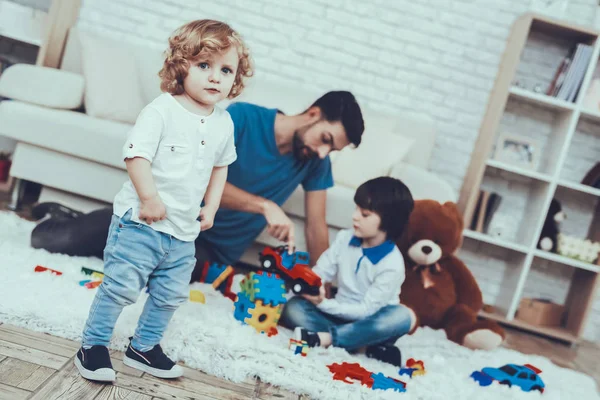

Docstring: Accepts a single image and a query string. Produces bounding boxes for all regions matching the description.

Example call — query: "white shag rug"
[0,211,598,400]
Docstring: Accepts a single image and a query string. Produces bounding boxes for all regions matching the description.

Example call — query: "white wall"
[76,0,600,341]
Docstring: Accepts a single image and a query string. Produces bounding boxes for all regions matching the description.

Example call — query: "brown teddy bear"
[397,200,505,350]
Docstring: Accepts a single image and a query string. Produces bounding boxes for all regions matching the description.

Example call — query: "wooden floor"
[0,323,301,400]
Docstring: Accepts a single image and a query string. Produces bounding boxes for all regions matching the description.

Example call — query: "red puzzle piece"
[34,265,63,276]
[328,362,374,387]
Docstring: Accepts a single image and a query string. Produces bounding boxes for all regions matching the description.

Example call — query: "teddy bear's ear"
[442,201,464,231]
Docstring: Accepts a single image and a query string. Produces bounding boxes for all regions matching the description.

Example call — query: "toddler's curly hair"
[159,20,253,98]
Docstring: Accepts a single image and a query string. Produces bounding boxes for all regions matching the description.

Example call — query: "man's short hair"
[354,177,414,240]
[309,91,364,147]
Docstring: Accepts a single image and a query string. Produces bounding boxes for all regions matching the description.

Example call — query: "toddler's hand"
[200,206,217,231]
[302,285,326,305]
[139,195,166,225]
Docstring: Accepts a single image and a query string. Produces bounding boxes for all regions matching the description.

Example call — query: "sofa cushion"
[280,185,356,230]
[332,127,415,189]
[0,100,129,169]
[0,64,84,109]
[80,31,146,124]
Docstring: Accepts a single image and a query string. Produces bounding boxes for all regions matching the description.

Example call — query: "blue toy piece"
[204,262,229,284]
[241,271,287,306]
[399,368,417,378]
[281,251,310,270]
[233,292,255,323]
[370,373,407,393]
[471,364,545,393]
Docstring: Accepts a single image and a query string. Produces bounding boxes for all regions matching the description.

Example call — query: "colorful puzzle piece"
[34,265,62,276]
[233,292,255,323]
[371,373,406,393]
[245,300,282,335]
[189,290,205,303]
[288,338,309,356]
[240,271,286,306]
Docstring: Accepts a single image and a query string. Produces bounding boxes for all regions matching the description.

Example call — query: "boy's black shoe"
[366,344,402,367]
[74,346,116,382]
[123,340,183,379]
[32,202,84,221]
[293,327,321,348]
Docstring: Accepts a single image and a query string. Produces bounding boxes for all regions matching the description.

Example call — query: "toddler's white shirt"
[113,93,237,241]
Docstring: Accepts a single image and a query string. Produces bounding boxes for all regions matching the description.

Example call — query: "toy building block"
[399,358,426,378]
[81,266,103,277]
[198,261,236,300]
[233,292,255,323]
[34,265,62,276]
[328,363,374,387]
[245,300,282,335]
[288,338,309,357]
[241,271,287,306]
[84,280,102,289]
[189,290,205,304]
[371,373,407,393]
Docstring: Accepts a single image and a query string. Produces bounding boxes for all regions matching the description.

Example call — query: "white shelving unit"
[458,14,600,344]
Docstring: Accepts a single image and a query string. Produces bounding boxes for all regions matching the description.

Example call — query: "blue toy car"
[471,364,545,393]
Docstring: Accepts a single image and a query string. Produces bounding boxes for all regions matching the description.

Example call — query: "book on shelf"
[547,43,593,102]
[470,190,502,234]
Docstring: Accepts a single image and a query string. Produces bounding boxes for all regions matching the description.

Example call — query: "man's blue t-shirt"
[200,102,334,265]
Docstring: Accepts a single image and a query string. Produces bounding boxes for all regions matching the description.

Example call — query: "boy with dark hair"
[280,176,416,367]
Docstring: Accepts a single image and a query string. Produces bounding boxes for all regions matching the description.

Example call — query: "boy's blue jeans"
[279,296,412,351]
[81,210,195,351]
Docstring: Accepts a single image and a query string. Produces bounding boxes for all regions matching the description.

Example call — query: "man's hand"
[302,285,326,305]
[263,200,295,253]
[139,195,166,225]
[200,205,217,231]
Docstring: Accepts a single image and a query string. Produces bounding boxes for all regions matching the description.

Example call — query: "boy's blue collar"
[349,236,395,265]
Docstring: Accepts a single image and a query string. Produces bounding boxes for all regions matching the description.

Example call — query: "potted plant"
[0,152,12,183]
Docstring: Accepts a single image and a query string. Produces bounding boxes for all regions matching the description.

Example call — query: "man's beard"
[292,131,318,162]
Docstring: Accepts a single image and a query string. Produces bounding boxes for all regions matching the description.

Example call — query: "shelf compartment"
[557,180,600,197]
[494,95,575,177]
[560,117,600,185]
[485,159,552,182]
[479,309,578,343]
[550,186,600,262]
[477,168,550,248]
[463,229,529,253]
[508,87,576,111]
[510,256,599,340]
[534,250,600,272]
[459,239,527,318]
[513,21,596,104]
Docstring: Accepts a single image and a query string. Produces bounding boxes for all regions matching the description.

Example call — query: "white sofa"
[0,28,455,264]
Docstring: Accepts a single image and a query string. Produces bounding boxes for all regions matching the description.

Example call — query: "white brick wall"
[76,0,600,341]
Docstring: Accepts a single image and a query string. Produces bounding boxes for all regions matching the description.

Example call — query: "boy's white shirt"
[113,93,237,242]
[313,229,405,321]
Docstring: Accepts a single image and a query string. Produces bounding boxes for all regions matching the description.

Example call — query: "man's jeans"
[82,210,196,351]
[279,297,412,351]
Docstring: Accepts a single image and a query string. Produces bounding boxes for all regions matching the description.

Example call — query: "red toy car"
[259,246,322,295]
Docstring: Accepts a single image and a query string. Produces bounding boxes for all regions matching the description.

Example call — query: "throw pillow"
[79,31,146,124]
[332,129,415,189]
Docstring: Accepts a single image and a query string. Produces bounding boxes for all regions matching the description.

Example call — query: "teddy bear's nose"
[422,245,432,254]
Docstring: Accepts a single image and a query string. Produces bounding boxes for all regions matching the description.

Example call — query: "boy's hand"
[139,195,166,225]
[302,285,326,305]
[199,205,217,231]
[263,200,295,253]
